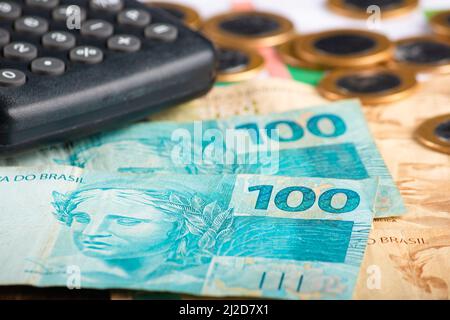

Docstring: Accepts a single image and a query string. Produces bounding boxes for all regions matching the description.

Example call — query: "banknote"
[0,166,376,299]
[355,228,450,299]
[1,100,404,217]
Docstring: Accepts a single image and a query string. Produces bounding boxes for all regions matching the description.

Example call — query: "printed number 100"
[236,114,346,144]
[249,185,360,214]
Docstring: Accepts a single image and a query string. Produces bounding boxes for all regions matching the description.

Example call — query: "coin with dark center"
[318,67,417,105]
[295,29,393,68]
[202,11,294,49]
[414,114,450,154]
[394,36,450,73]
[327,0,418,19]
[314,34,376,55]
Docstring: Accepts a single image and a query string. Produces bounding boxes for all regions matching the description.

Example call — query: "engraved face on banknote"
[355,229,450,299]
[50,185,234,281]
[389,237,450,299]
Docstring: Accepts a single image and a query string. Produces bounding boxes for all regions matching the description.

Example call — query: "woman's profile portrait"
[49,184,234,284]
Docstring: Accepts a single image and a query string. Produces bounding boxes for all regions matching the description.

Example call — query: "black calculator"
[0,0,216,154]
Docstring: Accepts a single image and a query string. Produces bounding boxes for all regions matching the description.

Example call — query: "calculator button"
[145,23,178,42]
[42,31,76,50]
[70,46,103,64]
[52,5,87,22]
[0,28,10,46]
[0,1,21,19]
[26,0,59,9]
[90,0,123,13]
[81,20,114,38]
[31,57,65,75]
[15,16,49,35]
[4,42,38,61]
[0,69,26,87]
[107,35,141,52]
[117,9,151,27]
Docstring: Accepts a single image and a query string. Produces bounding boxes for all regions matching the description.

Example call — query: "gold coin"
[149,2,202,29]
[202,11,295,49]
[327,0,418,19]
[317,66,418,105]
[216,46,265,82]
[414,114,450,154]
[391,36,450,74]
[430,10,450,39]
[294,29,394,69]
[277,36,324,70]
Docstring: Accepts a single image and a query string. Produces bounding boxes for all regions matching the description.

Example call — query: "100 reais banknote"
[0,166,376,299]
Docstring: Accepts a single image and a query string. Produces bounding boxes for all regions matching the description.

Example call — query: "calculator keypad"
[14,16,49,34]
[70,45,103,64]
[0,1,21,19]
[4,42,38,61]
[42,31,76,50]
[0,68,26,87]
[81,19,114,38]
[145,23,178,42]
[108,34,140,52]
[118,9,151,27]
[0,0,181,87]
[26,0,59,9]
[31,57,65,75]
[90,0,124,13]
[0,28,10,46]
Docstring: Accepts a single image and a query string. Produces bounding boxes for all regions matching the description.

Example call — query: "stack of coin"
[198,4,450,105]
[285,28,419,103]
[147,1,202,29]
[202,11,295,82]
[412,11,450,154]
[310,11,450,105]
